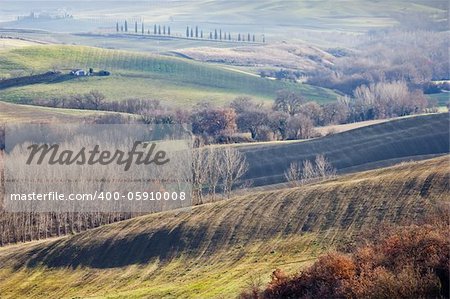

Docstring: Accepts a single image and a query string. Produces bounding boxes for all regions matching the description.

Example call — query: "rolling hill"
[0,155,448,298]
[0,45,339,105]
[241,113,450,187]
[0,101,115,123]
[1,0,446,41]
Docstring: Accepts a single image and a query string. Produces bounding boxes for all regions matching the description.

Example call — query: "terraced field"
[0,156,448,298]
[0,45,339,105]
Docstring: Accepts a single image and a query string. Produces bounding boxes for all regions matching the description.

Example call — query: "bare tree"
[301,160,317,183]
[218,147,249,198]
[205,147,222,200]
[314,154,336,180]
[284,161,302,187]
[85,90,105,110]
[273,90,305,116]
[191,147,209,204]
[287,114,316,139]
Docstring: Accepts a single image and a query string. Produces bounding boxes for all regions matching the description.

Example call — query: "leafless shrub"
[284,154,336,185]
[301,159,317,183]
[314,154,336,180]
[284,161,302,187]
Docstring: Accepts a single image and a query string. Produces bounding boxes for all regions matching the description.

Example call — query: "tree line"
[305,29,449,96]
[20,79,435,145]
[114,20,264,43]
[0,140,249,245]
[116,20,171,36]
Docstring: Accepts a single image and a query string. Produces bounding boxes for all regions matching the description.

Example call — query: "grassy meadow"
[0,1,448,298]
[0,45,339,106]
[0,155,448,298]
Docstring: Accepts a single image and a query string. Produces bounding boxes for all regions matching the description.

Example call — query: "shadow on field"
[23,224,211,269]
[242,113,450,186]
[0,72,77,90]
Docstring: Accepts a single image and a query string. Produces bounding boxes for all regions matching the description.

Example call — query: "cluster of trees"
[0,149,248,245]
[114,21,264,43]
[284,154,336,186]
[0,209,134,246]
[259,69,305,82]
[351,81,429,121]
[25,81,433,144]
[240,214,449,298]
[307,30,449,95]
[115,20,171,36]
[0,126,250,245]
[184,26,263,42]
[230,83,431,142]
[192,146,249,204]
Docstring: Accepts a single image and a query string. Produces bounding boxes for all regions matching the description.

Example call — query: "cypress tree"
[238,33,241,41]
[158,25,161,35]
[209,32,212,39]
[214,29,218,40]
[220,29,222,40]
[253,34,255,42]
[135,21,138,33]
[248,33,250,42]
[168,26,171,35]
[124,20,128,32]
[163,25,166,35]
[116,22,119,32]
[195,26,198,38]
[201,30,203,38]
[186,26,189,37]
[154,24,157,34]
[190,28,194,37]
[228,33,231,40]
[142,23,144,34]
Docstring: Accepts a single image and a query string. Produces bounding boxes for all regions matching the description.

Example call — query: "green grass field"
[0,45,339,106]
[0,156,448,298]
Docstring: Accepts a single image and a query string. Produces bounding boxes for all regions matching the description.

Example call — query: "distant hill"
[0,45,339,105]
[1,0,446,37]
[241,113,450,187]
[0,156,448,298]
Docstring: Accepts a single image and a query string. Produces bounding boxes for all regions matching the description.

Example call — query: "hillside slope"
[242,113,450,187]
[0,101,116,123]
[0,156,448,298]
[1,0,446,39]
[0,45,339,105]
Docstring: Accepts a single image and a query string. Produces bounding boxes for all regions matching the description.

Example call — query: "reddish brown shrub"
[241,222,449,299]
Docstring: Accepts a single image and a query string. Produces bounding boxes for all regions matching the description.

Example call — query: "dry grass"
[0,101,117,123]
[0,156,448,298]
[175,42,335,71]
[0,38,44,50]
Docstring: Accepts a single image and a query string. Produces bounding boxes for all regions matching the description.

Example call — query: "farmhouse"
[70,69,87,76]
